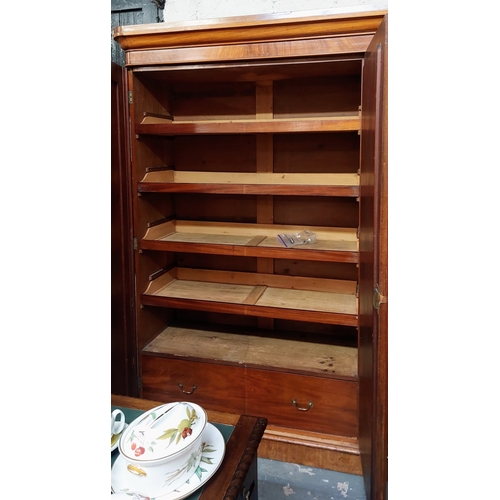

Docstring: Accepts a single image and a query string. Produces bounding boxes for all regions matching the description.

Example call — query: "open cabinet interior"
[132,60,362,436]
[113,8,387,498]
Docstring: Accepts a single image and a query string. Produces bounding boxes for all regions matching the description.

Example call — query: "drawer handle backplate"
[178,383,197,395]
[291,398,313,411]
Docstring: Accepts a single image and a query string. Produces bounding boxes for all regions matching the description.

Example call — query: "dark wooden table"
[112,395,267,500]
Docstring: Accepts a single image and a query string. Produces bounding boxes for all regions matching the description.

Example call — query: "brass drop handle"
[178,382,197,395]
[291,398,313,411]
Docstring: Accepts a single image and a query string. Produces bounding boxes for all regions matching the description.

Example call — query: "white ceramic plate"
[111,424,128,453]
[111,423,225,499]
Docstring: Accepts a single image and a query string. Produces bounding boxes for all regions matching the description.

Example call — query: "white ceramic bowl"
[118,402,207,497]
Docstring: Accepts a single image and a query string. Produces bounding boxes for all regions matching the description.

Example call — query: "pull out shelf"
[143,325,358,380]
[138,171,359,196]
[141,220,359,263]
[136,115,361,136]
[142,267,358,327]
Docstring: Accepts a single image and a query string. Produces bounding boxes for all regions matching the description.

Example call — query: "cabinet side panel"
[358,15,388,500]
[111,62,137,396]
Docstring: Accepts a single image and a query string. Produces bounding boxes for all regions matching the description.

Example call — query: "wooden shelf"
[143,325,358,379]
[136,114,361,135]
[138,171,359,196]
[142,267,358,326]
[141,220,359,263]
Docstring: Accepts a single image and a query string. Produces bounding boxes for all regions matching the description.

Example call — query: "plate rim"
[111,422,226,499]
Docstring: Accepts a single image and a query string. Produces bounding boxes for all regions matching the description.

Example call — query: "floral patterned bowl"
[118,402,207,497]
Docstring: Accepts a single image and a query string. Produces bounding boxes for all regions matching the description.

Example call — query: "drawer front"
[245,368,358,437]
[142,355,247,414]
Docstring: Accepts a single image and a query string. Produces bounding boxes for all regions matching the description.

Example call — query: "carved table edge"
[223,416,268,500]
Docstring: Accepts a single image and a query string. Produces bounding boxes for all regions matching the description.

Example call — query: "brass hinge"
[373,285,387,311]
[133,237,138,250]
[128,91,133,104]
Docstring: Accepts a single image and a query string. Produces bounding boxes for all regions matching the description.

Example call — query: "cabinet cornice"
[113,7,388,52]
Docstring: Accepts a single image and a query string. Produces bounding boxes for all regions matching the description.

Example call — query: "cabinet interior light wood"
[113,7,388,499]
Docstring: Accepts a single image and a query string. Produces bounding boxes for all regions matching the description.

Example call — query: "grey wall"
[163,0,388,22]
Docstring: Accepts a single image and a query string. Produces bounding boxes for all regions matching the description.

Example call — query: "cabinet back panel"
[173,135,256,172]
[273,320,357,344]
[274,76,361,118]
[169,257,358,286]
[133,72,361,121]
[274,196,358,227]
[170,313,357,345]
[176,253,258,272]
[174,193,257,222]
[175,310,259,328]
[275,260,358,282]
[173,82,256,121]
[274,133,359,173]
[173,195,358,227]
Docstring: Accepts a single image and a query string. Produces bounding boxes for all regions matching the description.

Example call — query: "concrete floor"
[257,458,366,500]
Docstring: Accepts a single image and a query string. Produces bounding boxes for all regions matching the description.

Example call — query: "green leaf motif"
[177,418,191,432]
[194,466,207,480]
[163,458,196,488]
[188,407,198,421]
[157,428,178,440]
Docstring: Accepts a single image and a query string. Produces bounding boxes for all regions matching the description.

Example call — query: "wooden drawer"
[142,356,358,438]
[245,368,358,437]
[141,355,247,414]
